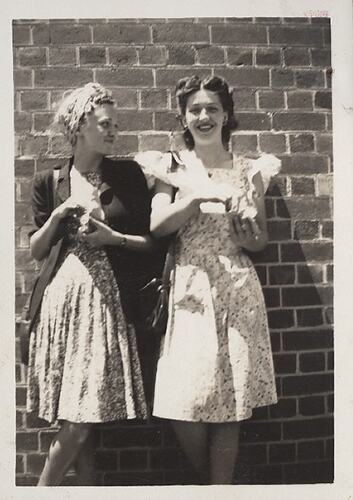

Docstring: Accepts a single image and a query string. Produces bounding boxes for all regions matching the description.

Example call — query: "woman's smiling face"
[183,89,228,146]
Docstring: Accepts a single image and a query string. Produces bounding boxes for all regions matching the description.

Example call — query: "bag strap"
[52,168,60,208]
[161,242,174,287]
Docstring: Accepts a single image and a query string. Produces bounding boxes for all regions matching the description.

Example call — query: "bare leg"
[209,422,240,484]
[74,431,96,486]
[38,421,93,486]
[171,420,208,484]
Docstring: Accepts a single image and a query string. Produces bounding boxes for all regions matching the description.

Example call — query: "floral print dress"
[26,167,147,423]
[136,150,280,423]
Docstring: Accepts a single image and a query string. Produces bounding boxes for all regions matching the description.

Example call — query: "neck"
[193,143,231,168]
[72,144,103,173]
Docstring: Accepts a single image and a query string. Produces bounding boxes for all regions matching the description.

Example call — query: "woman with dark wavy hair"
[136,75,280,484]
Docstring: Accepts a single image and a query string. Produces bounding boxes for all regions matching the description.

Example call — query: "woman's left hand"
[229,214,262,251]
[80,216,116,247]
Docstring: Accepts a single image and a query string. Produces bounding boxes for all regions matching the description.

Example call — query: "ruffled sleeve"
[247,153,282,193]
[134,150,176,189]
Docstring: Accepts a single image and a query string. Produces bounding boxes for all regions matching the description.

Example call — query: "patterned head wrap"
[53,82,115,146]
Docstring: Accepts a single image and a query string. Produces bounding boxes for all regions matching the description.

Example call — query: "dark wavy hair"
[175,75,237,149]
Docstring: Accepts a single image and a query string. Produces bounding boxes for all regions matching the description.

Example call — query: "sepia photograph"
[2,0,353,498]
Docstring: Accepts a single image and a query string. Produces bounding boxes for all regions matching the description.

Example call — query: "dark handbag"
[140,242,174,336]
[19,169,60,365]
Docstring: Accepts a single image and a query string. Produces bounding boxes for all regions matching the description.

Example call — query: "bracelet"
[119,236,127,248]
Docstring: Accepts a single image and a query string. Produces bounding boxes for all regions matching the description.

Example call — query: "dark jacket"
[27,156,156,331]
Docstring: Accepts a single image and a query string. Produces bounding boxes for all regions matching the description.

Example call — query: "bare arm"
[229,171,268,252]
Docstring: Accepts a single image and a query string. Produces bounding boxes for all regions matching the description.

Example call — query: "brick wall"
[14,17,333,485]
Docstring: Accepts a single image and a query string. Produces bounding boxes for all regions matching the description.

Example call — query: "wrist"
[112,231,127,247]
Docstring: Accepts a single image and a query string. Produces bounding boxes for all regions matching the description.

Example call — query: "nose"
[199,107,209,120]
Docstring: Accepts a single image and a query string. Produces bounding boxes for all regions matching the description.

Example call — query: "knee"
[66,422,92,446]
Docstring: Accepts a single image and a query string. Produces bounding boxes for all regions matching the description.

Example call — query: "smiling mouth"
[197,124,214,132]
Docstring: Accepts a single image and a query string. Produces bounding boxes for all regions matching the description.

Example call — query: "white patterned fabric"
[137,151,279,422]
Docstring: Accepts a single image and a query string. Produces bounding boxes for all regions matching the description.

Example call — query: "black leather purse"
[140,244,174,336]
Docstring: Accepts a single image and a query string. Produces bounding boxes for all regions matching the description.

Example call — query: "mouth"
[196,123,215,133]
[105,138,115,144]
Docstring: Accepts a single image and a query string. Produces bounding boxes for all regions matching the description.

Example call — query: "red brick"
[297,264,324,284]
[273,353,296,373]
[282,17,310,23]
[270,332,281,353]
[287,91,313,109]
[226,48,253,66]
[26,413,50,429]
[111,135,138,157]
[283,460,333,484]
[323,28,331,46]
[139,133,170,152]
[268,220,291,241]
[150,449,181,470]
[250,243,279,263]
[49,24,91,44]
[95,450,118,471]
[94,24,150,44]
[316,134,332,154]
[32,23,49,45]
[14,112,32,133]
[102,427,162,448]
[281,198,330,219]
[50,135,73,156]
[327,393,334,413]
[269,26,323,46]
[242,421,281,443]
[14,69,32,89]
[80,46,107,65]
[235,112,271,131]
[315,91,332,109]
[212,25,267,44]
[153,24,209,44]
[291,177,315,195]
[288,135,315,153]
[269,264,295,285]
[325,438,334,459]
[39,430,58,451]
[168,46,195,65]
[137,46,166,66]
[21,135,49,156]
[299,396,326,416]
[269,443,295,463]
[36,67,93,88]
[218,68,269,88]
[232,89,257,110]
[273,112,325,131]
[283,329,333,351]
[17,432,39,452]
[197,46,225,65]
[299,352,325,373]
[111,89,138,109]
[155,112,179,131]
[17,180,32,202]
[270,398,297,419]
[258,91,285,109]
[16,475,41,486]
[283,47,310,66]
[254,265,267,285]
[263,287,280,308]
[271,69,295,88]
[256,48,280,66]
[27,453,46,474]
[297,308,324,327]
[296,70,325,88]
[16,410,24,428]
[120,449,148,470]
[34,112,54,132]
[283,374,333,397]
[282,286,322,307]
[238,444,267,466]
[16,454,25,474]
[116,111,153,132]
[311,48,331,67]
[48,47,76,66]
[18,47,47,67]
[155,68,209,87]
[96,68,153,87]
[21,90,48,111]
[104,471,164,486]
[322,221,333,239]
[231,134,258,154]
[12,24,31,45]
[326,267,333,285]
[141,89,168,109]
[16,386,27,406]
[298,440,325,461]
[259,133,286,154]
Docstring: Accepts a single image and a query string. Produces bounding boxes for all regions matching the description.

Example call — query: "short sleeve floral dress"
[136,150,280,423]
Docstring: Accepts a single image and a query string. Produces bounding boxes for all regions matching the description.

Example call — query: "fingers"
[232,215,261,241]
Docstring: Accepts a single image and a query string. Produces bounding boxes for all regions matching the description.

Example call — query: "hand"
[80,216,116,247]
[52,196,85,221]
[229,214,262,250]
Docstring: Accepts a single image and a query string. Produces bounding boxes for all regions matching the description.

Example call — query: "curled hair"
[175,75,237,149]
[52,82,115,146]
